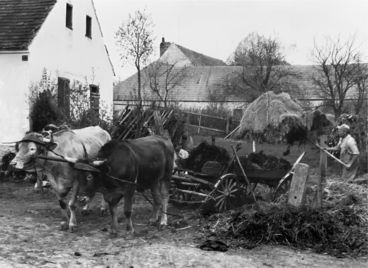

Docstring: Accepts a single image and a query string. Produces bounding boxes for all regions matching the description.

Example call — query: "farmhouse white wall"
[29,0,114,104]
[0,53,30,142]
[0,0,113,143]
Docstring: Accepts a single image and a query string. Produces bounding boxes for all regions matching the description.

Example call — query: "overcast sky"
[93,0,368,80]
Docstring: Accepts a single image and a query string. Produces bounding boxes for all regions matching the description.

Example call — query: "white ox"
[11,126,111,231]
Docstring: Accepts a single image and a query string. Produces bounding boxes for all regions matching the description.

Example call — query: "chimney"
[160,37,171,56]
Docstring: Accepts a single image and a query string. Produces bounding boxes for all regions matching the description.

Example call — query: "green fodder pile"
[205,178,368,257]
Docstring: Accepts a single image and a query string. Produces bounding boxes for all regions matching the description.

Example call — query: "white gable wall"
[0,53,30,142]
[29,0,114,107]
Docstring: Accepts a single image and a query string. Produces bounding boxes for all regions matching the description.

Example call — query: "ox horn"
[64,156,78,164]
[43,137,51,143]
[92,159,107,166]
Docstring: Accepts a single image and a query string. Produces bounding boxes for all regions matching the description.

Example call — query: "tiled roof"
[114,66,243,102]
[0,0,56,50]
[175,44,227,66]
[114,64,362,104]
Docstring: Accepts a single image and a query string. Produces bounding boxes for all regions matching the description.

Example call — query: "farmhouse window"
[66,4,73,29]
[57,77,70,117]
[86,15,92,38]
[90,85,100,124]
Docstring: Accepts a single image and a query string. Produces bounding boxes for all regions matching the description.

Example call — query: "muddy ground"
[0,180,366,268]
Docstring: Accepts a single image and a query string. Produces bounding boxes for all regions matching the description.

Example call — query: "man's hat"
[337,124,350,130]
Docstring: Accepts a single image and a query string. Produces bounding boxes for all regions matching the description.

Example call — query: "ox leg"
[107,193,123,236]
[150,184,162,225]
[57,197,70,231]
[123,187,135,233]
[160,180,170,226]
[68,180,79,232]
[34,173,43,192]
[100,197,108,216]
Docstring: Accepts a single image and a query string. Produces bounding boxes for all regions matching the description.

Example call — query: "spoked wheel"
[212,173,247,212]
[170,181,210,208]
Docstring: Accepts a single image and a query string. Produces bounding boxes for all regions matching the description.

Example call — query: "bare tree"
[228,33,295,96]
[353,63,368,115]
[115,10,154,108]
[146,61,187,107]
[312,37,367,116]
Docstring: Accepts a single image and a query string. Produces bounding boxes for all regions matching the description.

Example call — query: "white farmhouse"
[0,0,114,142]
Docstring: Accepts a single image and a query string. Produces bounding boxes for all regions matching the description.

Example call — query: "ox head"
[90,140,118,168]
[10,132,57,170]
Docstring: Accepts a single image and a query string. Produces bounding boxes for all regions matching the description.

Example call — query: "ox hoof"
[60,221,68,231]
[109,230,118,238]
[69,224,77,233]
[34,188,42,193]
[126,226,135,234]
[158,223,168,231]
[100,208,107,217]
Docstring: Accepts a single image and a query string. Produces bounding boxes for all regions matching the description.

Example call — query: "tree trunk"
[137,65,142,109]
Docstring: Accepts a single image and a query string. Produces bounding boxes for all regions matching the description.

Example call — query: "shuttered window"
[86,15,92,38]
[57,77,70,117]
[66,4,73,29]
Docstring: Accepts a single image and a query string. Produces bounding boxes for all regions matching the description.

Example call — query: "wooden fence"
[182,111,240,137]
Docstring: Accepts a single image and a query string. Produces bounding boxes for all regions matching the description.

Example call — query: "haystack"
[237,91,305,136]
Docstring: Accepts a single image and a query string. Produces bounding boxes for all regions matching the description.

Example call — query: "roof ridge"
[173,43,227,66]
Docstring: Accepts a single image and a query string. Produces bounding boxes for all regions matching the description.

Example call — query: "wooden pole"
[313,135,327,208]
[226,116,230,134]
[314,142,349,168]
[224,125,240,140]
[231,146,257,203]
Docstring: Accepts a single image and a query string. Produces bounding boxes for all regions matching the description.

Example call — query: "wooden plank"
[183,111,227,121]
[224,125,240,140]
[313,135,327,208]
[174,189,209,198]
[288,163,309,207]
[184,123,226,133]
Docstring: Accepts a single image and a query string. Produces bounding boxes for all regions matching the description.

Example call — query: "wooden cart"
[170,151,305,212]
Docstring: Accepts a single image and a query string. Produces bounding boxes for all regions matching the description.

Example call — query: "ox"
[89,135,175,235]
[10,126,111,231]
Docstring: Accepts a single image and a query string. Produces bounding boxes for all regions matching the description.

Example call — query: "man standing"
[326,124,360,181]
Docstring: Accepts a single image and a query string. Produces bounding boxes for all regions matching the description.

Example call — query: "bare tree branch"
[146,61,188,107]
[312,36,367,116]
[115,10,154,108]
[226,33,297,99]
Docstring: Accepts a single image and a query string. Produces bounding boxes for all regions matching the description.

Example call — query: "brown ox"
[89,135,174,235]
[10,126,111,231]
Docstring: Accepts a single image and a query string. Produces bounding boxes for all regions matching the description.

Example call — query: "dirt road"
[0,181,366,268]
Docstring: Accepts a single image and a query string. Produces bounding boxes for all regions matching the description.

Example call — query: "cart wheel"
[213,174,247,212]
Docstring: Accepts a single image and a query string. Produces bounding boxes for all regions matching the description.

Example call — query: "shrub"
[29,89,65,132]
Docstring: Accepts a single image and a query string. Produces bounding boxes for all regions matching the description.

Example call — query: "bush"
[29,89,65,132]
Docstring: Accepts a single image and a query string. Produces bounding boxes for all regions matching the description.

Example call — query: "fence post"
[226,116,230,134]
[313,135,327,208]
[288,163,309,207]
[198,111,202,135]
